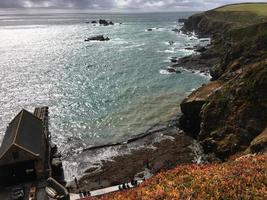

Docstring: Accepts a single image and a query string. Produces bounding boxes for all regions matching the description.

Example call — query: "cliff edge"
[180,3,267,160]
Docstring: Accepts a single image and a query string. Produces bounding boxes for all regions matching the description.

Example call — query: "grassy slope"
[216,3,267,16]
[89,154,267,200]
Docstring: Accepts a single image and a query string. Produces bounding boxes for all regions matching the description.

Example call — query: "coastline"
[0,4,266,199]
[70,4,267,197]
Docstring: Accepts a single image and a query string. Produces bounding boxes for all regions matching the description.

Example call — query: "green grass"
[216,3,267,16]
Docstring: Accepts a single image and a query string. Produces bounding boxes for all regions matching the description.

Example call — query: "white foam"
[163,59,171,63]
[164,49,175,53]
[163,46,176,53]
[63,161,80,182]
[190,88,197,92]
[156,27,167,31]
[159,69,172,75]
[157,49,175,53]
[178,67,211,79]
[179,48,196,55]
[188,35,198,40]
[195,71,212,79]
[189,140,206,164]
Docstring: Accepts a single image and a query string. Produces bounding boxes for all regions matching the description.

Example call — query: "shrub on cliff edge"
[88,154,267,200]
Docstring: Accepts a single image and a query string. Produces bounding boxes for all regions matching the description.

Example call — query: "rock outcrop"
[99,19,114,26]
[200,61,267,159]
[86,19,115,26]
[247,127,267,153]
[172,48,220,72]
[180,81,222,138]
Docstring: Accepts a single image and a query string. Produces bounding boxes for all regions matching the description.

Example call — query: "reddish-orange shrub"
[86,154,267,200]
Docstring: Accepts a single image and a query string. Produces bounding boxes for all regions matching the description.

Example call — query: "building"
[0,109,49,186]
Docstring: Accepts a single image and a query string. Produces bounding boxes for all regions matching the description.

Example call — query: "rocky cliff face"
[180,9,267,160]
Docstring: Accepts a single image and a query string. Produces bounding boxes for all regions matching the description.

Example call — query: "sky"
[0,0,266,11]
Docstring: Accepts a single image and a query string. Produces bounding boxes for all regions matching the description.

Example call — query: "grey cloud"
[0,0,115,9]
[0,0,265,10]
[0,0,24,8]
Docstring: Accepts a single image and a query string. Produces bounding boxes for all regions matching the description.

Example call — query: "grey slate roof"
[0,109,44,162]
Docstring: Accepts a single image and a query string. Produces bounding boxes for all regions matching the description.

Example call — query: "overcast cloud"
[0,0,265,11]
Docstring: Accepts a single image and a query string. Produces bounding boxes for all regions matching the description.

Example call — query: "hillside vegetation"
[216,3,267,16]
[89,154,267,200]
[183,3,267,35]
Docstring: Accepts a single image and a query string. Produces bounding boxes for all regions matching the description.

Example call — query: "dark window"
[12,151,19,159]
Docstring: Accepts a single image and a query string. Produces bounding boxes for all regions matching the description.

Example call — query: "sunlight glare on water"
[0,11,209,155]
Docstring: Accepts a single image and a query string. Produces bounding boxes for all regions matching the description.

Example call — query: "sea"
[0,9,209,180]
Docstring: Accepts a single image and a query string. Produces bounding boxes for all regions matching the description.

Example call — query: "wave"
[110,38,129,45]
[157,47,176,53]
[124,43,145,49]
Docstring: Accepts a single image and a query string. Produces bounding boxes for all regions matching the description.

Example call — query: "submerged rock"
[167,67,176,73]
[168,41,175,45]
[166,67,181,73]
[85,35,110,42]
[185,47,195,50]
[172,28,180,32]
[170,57,178,63]
[195,46,207,53]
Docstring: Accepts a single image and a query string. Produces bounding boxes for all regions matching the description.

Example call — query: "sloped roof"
[0,109,44,161]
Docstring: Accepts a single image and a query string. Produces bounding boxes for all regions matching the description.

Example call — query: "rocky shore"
[67,119,218,192]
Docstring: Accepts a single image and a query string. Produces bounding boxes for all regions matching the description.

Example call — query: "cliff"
[180,3,267,160]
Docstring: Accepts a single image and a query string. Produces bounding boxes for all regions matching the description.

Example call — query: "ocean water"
[0,10,208,156]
